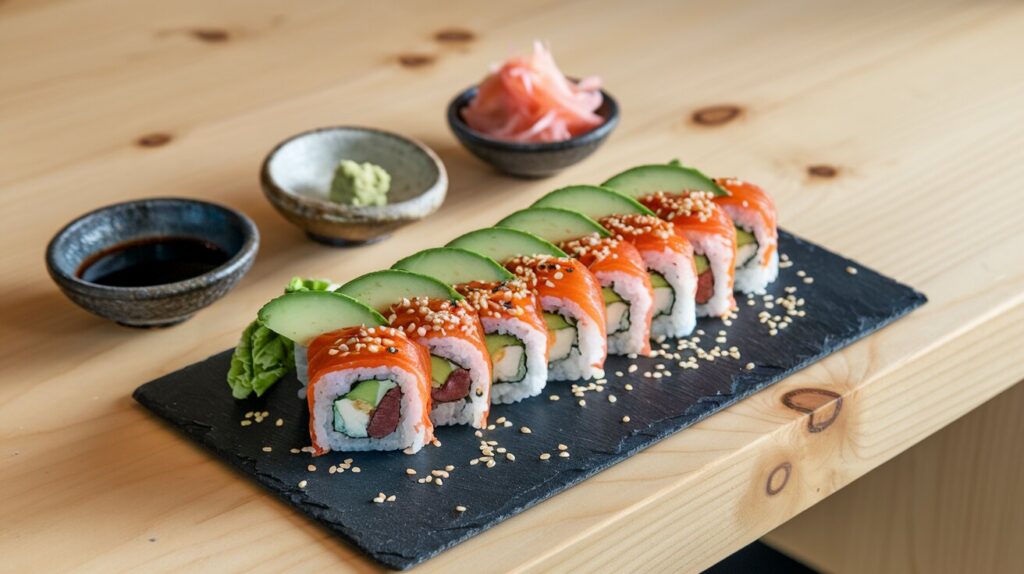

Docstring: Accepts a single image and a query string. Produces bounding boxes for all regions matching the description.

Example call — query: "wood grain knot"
[136,133,173,148]
[807,164,838,178]
[397,53,435,68]
[189,28,230,43]
[782,388,843,432]
[434,28,475,43]
[691,105,742,126]
[766,462,791,496]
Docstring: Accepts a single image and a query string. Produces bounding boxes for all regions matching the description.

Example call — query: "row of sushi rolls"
[228,161,779,456]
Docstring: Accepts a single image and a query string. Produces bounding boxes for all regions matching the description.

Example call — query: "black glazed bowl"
[446,85,619,178]
[45,198,259,327]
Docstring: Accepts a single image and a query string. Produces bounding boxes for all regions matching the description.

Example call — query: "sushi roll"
[393,247,551,404]
[497,207,654,356]
[604,165,737,317]
[457,279,550,403]
[337,270,492,429]
[531,185,697,339]
[306,325,434,454]
[600,214,698,338]
[713,178,779,293]
[386,297,492,427]
[448,228,608,381]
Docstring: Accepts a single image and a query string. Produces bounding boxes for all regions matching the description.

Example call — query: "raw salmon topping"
[456,279,537,320]
[642,191,716,223]
[461,42,604,143]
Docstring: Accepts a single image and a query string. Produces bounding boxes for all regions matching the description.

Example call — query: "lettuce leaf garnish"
[226,277,332,399]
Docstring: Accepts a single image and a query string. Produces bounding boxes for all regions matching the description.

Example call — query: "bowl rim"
[446,83,619,152]
[45,197,260,298]
[260,125,448,220]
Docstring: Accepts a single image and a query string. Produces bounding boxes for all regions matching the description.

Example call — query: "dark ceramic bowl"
[447,85,619,178]
[46,198,259,327]
[261,126,448,246]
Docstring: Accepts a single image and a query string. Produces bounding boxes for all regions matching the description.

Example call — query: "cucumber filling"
[544,312,578,363]
[486,334,527,384]
[602,287,630,334]
[333,379,397,438]
[648,272,675,317]
[735,227,759,268]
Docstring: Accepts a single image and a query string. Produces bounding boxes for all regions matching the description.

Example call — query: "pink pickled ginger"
[461,42,604,143]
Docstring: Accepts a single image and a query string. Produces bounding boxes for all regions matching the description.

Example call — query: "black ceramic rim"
[45,197,260,297]
[446,84,620,152]
[259,125,446,216]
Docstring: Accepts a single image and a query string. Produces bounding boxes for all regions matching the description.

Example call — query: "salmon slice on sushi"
[604,165,738,318]
[533,185,698,340]
[337,270,492,429]
[393,247,550,404]
[713,177,779,293]
[448,228,607,381]
[497,207,654,356]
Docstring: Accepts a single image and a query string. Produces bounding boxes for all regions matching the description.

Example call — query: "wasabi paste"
[329,160,391,206]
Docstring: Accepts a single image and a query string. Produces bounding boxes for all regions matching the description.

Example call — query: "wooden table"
[3,0,1023,571]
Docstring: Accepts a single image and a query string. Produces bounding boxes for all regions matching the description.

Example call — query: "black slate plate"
[133,231,925,570]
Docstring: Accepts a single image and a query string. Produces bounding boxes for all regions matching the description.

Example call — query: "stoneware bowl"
[45,198,259,327]
[446,85,619,178]
[261,126,448,246]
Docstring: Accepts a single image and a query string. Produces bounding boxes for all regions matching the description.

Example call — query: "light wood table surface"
[3,0,1023,572]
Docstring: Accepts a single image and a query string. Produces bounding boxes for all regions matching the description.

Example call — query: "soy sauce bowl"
[447,85,619,178]
[261,126,448,246]
[45,198,259,327]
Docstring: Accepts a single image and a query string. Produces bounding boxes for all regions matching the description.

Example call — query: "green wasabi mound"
[329,160,391,206]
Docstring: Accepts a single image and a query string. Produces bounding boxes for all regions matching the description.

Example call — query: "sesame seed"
[445,465,454,471]
[307,464,316,472]
[495,416,506,424]
[624,384,634,391]
[846,266,858,275]
[520,426,532,434]
[298,480,308,488]
[275,418,284,427]
[386,495,396,502]
[351,467,361,473]
[290,448,300,454]
[540,453,551,460]
[622,416,631,423]
[455,505,467,513]
[240,420,252,427]
[406,468,416,475]
[608,395,617,403]
[474,430,483,437]
[486,460,496,468]
[436,479,444,486]
[558,444,568,451]
[578,399,586,407]
[262,446,272,453]
[559,451,570,458]
[803,277,814,284]
[506,453,515,461]
[549,395,560,401]
[745,362,755,370]
[627,365,638,373]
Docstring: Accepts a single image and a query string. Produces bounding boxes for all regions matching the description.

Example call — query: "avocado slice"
[485,333,522,355]
[736,228,757,247]
[532,185,656,219]
[496,207,610,243]
[447,227,567,263]
[430,355,455,388]
[543,312,573,330]
[648,271,670,288]
[602,286,623,304]
[695,254,710,274]
[392,247,514,285]
[603,164,729,198]
[336,269,462,314]
[258,290,387,345]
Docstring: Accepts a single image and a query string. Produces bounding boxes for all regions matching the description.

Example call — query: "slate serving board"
[133,231,926,570]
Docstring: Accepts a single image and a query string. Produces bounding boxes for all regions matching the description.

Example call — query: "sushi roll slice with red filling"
[713,177,779,293]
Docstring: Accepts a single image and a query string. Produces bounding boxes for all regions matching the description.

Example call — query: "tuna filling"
[333,380,402,439]
[432,367,472,403]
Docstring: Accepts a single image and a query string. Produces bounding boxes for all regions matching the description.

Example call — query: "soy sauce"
[77,237,230,287]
